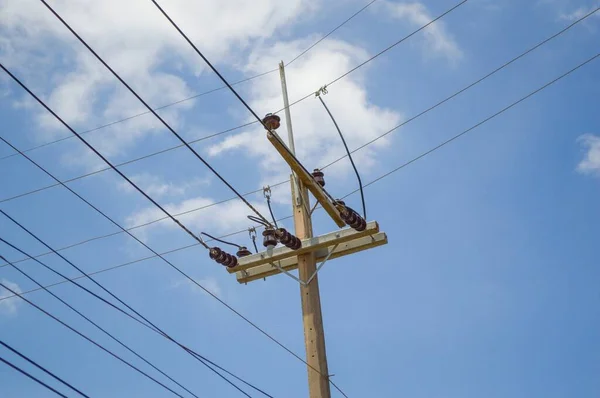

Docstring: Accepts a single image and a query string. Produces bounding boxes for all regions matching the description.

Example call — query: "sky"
[0,0,599,397]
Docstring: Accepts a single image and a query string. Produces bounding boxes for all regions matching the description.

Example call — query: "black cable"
[0,0,376,163]
[0,254,197,398]
[0,61,270,396]
[247,215,271,228]
[317,95,366,219]
[286,0,378,66]
[0,63,209,251]
[0,225,263,398]
[0,355,68,398]
[2,3,593,276]
[149,0,342,210]
[321,6,600,171]
[0,0,471,208]
[266,197,279,229]
[0,133,270,396]
[0,216,296,301]
[37,0,272,229]
[0,282,187,398]
[200,232,242,249]
[0,340,90,398]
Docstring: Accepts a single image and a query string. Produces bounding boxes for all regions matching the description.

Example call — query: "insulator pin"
[275,228,302,250]
[209,247,238,268]
[236,246,252,257]
[262,228,278,248]
[262,113,281,131]
[311,168,325,187]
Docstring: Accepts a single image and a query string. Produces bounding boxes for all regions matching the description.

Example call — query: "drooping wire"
[0,253,198,398]
[0,354,69,398]
[0,281,188,398]
[200,232,242,249]
[263,187,278,229]
[317,94,366,219]
[0,133,271,396]
[247,215,271,228]
[37,0,273,229]
[0,340,91,398]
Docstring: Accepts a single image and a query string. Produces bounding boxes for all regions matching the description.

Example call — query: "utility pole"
[223,63,387,398]
[279,61,331,398]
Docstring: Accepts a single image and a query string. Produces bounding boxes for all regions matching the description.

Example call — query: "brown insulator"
[339,205,367,232]
[262,228,278,247]
[209,247,223,261]
[236,246,252,257]
[275,228,302,250]
[222,253,238,268]
[262,113,281,131]
[312,168,325,187]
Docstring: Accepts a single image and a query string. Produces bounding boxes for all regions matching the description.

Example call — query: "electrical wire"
[0,355,69,398]
[5,49,596,307]
[0,254,197,398]
[38,0,273,229]
[0,132,271,396]
[321,5,600,171]
[0,0,377,163]
[0,0,469,207]
[0,340,89,398]
[200,232,242,249]
[2,4,593,273]
[0,281,188,398]
[266,197,279,229]
[317,95,366,219]
[0,236,264,398]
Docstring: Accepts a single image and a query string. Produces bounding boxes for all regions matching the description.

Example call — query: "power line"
[317,94,366,219]
[0,133,271,396]
[0,237,268,398]
[0,354,69,398]
[0,340,91,398]
[0,0,376,164]
[321,5,600,170]
[0,0,468,207]
[0,253,199,398]
[0,280,189,398]
[2,3,590,273]
[37,0,272,229]
[6,49,597,306]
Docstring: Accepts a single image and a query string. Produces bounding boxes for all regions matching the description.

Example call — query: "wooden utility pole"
[225,63,386,397]
[279,61,332,398]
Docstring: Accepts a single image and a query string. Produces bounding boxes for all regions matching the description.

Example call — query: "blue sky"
[1,0,599,397]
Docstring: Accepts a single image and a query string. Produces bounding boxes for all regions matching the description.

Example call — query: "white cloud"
[126,195,269,237]
[0,279,22,316]
[207,37,402,197]
[119,173,211,199]
[384,1,463,63]
[559,3,600,21]
[577,134,600,176]
[0,0,318,163]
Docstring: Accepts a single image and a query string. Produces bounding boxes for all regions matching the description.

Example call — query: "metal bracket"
[267,244,339,286]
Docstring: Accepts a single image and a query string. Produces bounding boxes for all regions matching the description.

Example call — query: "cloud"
[0,279,22,316]
[384,1,463,63]
[559,3,600,21]
[0,0,318,163]
[118,173,211,199]
[207,37,402,197]
[125,195,269,237]
[577,134,600,176]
